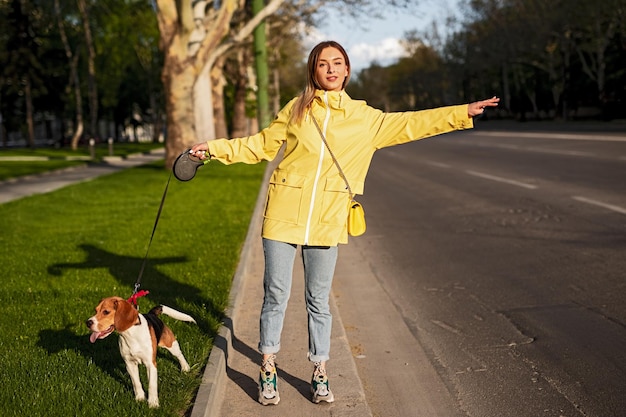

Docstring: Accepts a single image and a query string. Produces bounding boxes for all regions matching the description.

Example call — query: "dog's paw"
[148,398,160,408]
[181,362,191,372]
[135,393,146,402]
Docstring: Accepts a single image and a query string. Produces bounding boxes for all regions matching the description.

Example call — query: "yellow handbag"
[347,199,366,236]
[311,111,366,237]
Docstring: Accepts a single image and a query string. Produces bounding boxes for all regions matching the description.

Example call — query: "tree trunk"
[194,66,216,141]
[211,56,228,139]
[150,91,163,143]
[156,0,285,168]
[162,65,197,168]
[271,48,281,116]
[71,93,84,150]
[24,77,35,148]
[77,0,98,139]
[0,96,5,146]
[68,48,84,149]
[230,49,250,138]
[252,0,270,129]
[501,62,510,115]
[55,0,83,150]
[157,0,237,168]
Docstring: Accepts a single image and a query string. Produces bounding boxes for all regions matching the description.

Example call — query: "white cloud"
[348,37,408,71]
[301,24,326,48]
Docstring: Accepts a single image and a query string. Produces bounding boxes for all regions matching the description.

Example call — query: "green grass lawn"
[0,158,266,416]
[0,142,164,181]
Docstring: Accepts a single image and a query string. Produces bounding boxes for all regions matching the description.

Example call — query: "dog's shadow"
[40,243,220,385]
[48,243,219,332]
[37,324,191,390]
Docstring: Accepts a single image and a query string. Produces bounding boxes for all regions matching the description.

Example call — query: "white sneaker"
[258,355,280,405]
[311,362,334,404]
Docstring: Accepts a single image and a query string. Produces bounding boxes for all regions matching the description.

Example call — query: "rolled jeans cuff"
[259,343,281,355]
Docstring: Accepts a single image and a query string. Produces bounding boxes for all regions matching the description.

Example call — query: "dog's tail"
[157,305,197,324]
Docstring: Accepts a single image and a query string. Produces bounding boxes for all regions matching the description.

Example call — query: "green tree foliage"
[92,0,163,140]
[353,0,625,120]
[1,0,48,146]
[0,0,162,146]
[391,34,447,111]
[1,0,624,150]
[75,0,163,140]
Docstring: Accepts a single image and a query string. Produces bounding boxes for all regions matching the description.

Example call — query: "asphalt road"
[333,125,626,417]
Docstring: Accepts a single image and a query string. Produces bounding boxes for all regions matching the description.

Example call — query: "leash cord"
[132,172,172,297]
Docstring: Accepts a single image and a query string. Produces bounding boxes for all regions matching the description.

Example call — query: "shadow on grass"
[38,242,222,381]
[37,324,197,391]
[37,325,131,388]
[47,243,218,329]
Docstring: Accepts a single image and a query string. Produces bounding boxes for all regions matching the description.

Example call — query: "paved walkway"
[0,149,372,417]
[190,159,372,417]
[0,149,165,204]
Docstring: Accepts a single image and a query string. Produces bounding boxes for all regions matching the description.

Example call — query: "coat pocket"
[264,170,307,225]
[320,178,351,226]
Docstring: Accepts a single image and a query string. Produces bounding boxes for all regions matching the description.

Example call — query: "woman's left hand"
[468,96,500,117]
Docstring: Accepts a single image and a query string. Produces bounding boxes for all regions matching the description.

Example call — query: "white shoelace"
[313,362,327,377]
[262,355,276,373]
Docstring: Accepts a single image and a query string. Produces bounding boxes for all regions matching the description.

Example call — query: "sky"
[305,0,462,72]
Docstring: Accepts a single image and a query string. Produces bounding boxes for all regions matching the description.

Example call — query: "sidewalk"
[0,148,165,204]
[190,160,372,417]
[0,148,372,417]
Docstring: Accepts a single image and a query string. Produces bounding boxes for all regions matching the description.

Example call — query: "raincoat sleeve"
[206,99,295,165]
[371,104,474,149]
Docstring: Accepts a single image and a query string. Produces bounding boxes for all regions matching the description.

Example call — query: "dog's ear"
[114,298,138,332]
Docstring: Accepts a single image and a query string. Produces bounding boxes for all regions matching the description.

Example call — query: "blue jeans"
[259,238,338,363]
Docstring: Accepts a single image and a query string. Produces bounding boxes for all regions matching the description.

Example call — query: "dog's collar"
[127,290,150,308]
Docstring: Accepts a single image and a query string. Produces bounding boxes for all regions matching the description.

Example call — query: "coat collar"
[314,89,350,109]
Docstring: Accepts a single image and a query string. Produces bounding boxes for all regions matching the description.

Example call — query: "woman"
[190,40,499,406]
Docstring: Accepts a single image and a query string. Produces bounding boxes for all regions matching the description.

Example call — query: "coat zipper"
[303,92,331,245]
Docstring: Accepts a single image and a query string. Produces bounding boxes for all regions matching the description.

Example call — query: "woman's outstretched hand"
[468,96,500,117]
[189,142,209,160]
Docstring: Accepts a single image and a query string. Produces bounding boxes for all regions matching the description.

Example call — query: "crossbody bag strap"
[309,110,354,200]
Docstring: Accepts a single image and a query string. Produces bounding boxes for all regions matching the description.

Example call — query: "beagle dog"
[86,296,195,408]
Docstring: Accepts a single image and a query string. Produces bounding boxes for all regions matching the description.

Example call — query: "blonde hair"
[290,41,351,124]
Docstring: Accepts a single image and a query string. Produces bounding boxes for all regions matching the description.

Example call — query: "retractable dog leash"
[128,149,209,308]
[173,148,210,181]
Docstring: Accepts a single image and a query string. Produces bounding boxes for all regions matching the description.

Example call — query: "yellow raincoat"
[207,90,474,246]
